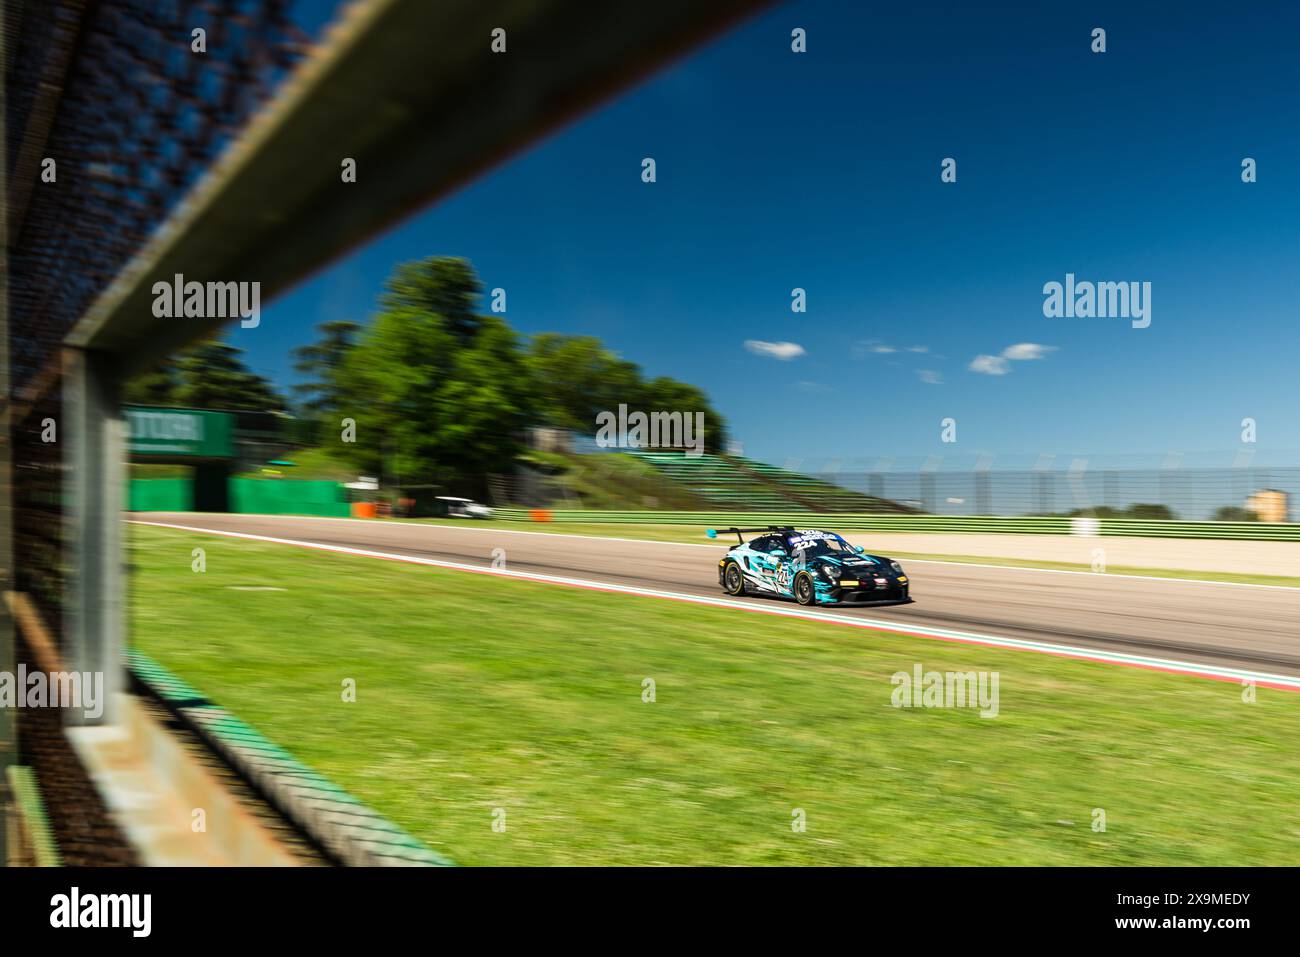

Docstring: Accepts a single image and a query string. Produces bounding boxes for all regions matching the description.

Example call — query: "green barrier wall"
[228,478,351,517]
[127,478,193,511]
[492,509,1300,542]
[128,478,350,516]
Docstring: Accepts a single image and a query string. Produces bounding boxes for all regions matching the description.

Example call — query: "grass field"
[389,518,1300,588]
[130,523,1300,865]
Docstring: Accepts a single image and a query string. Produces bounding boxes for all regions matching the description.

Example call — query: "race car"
[709,526,910,606]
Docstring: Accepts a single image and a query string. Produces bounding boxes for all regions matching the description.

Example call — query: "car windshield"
[787,536,856,558]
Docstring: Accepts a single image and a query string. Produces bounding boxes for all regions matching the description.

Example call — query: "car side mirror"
[771,549,787,558]
[854,546,865,554]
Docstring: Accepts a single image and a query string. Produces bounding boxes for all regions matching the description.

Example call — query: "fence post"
[974,454,993,515]
[62,348,125,726]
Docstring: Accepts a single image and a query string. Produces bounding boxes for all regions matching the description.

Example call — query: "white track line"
[131,519,1300,692]
[138,513,1300,591]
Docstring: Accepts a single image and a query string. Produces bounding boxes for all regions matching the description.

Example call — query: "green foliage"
[518,450,716,509]
[1122,503,1177,520]
[525,333,728,451]
[524,333,640,433]
[292,320,360,420]
[125,341,284,413]
[233,447,356,482]
[338,295,533,495]
[1212,506,1258,522]
[124,358,181,406]
[129,255,729,493]
[171,342,285,412]
[1062,503,1178,520]
[379,257,483,342]
[325,256,728,491]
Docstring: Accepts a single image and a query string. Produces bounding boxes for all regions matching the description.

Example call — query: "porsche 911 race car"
[709,526,911,606]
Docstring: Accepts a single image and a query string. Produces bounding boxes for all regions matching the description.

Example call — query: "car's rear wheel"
[794,571,816,606]
[723,562,745,596]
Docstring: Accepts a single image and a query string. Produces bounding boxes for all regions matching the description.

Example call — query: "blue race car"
[710,526,911,606]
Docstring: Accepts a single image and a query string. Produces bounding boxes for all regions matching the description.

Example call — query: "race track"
[133,513,1300,681]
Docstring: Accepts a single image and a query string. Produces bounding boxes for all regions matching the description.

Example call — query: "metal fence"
[804,465,1297,522]
[492,509,1300,542]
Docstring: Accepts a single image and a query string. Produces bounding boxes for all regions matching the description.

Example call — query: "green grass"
[522,450,715,510]
[129,523,1300,865]
[234,445,358,482]
[386,518,1300,588]
[130,463,191,479]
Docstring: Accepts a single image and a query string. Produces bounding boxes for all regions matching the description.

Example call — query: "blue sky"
[249,0,1300,465]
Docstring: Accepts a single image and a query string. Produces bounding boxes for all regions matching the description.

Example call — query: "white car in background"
[436,496,493,519]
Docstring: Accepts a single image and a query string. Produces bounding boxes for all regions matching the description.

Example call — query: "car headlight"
[890,561,903,574]
[820,564,840,580]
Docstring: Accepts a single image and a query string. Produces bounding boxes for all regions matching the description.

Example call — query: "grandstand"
[624,450,916,513]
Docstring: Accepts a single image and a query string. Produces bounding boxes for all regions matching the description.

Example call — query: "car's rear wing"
[706,525,795,544]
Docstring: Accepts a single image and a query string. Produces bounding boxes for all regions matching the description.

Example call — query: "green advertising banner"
[125,406,234,459]
[127,478,195,511]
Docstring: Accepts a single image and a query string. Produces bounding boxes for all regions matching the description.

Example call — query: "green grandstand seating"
[622,450,912,513]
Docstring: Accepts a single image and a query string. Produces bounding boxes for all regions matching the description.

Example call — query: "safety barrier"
[128,478,351,517]
[4,766,62,867]
[127,477,193,511]
[127,652,452,867]
[490,509,1300,541]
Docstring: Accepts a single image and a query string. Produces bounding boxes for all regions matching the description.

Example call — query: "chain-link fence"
[805,464,1297,521]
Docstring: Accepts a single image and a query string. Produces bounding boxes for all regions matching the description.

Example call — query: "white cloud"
[968,343,1058,376]
[1001,342,1057,361]
[917,369,943,385]
[744,339,805,360]
[851,339,897,358]
[969,354,1010,375]
[907,345,929,354]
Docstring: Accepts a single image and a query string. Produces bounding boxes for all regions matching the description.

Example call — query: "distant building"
[1246,488,1289,523]
[529,427,574,453]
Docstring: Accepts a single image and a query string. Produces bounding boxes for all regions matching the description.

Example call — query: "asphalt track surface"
[134,513,1300,682]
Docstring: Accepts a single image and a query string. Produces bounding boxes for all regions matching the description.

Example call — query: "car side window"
[750,536,774,553]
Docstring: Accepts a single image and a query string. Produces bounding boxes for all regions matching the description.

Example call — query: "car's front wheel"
[723,562,746,596]
[793,571,816,606]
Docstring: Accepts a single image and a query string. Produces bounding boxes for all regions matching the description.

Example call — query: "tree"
[1124,503,1176,520]
[338,302,456,484]
[125,341,284,413]
[292,320,360,443]
[433,315,534,485]
[128,256,733,497]
[525,333,641,433]
[173,342,285,412]
[292,320,360,415]
[379,257,483,342]
[1212,505,1258,522]
[524,334,728,451]
[636,375,728,452]
[124,357,180,406]
[336,262,532,496]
